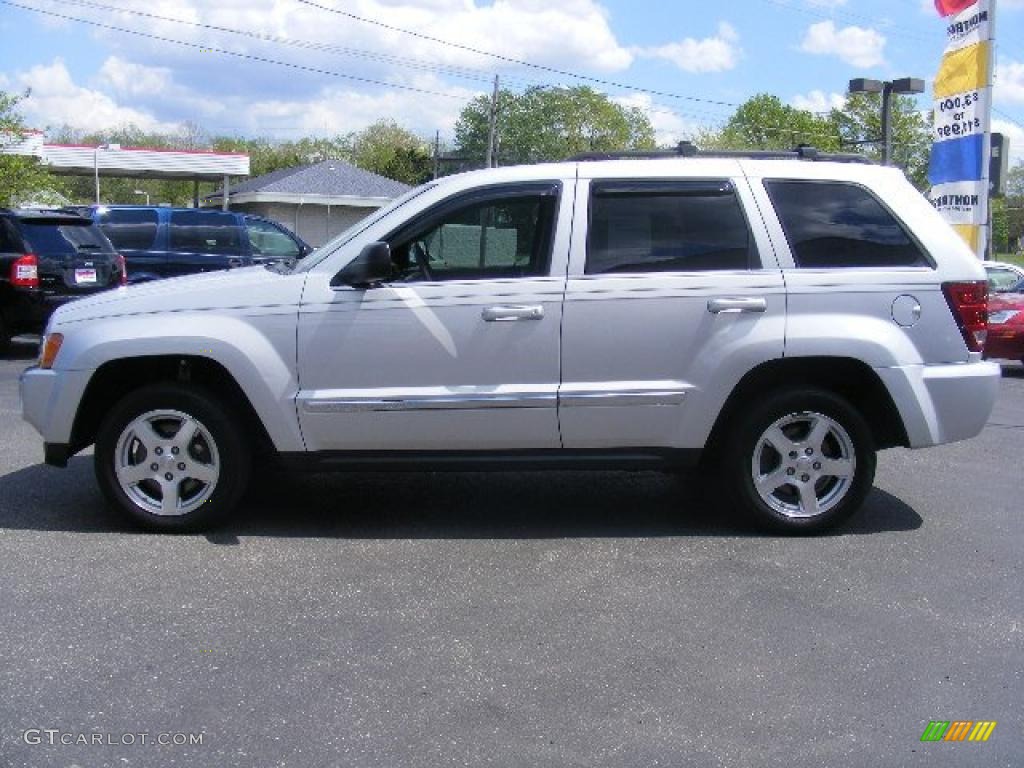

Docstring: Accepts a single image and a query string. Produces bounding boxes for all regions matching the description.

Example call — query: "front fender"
[53,310,305,452]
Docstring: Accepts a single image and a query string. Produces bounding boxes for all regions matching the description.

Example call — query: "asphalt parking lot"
[0,344,1020,768]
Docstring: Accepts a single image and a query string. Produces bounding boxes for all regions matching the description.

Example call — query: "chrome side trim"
[559,390,687,408]
[303,393,556,413]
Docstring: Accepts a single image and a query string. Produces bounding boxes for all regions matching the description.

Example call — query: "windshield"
[292,182,437,272]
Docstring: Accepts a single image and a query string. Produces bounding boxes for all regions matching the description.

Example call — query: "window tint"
[169,210,242,254]
[765,180,929,268]
[0,219,22,252]
[390,188,558,282]
[586,181,753,274]
[16,219,112,256]
[245,218,301,259]
[99,208,159,250]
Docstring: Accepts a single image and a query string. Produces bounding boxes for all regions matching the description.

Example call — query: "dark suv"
[0,209,125,352]
[72,206,311,283]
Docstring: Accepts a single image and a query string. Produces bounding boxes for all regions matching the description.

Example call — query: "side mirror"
[332,242,392,288]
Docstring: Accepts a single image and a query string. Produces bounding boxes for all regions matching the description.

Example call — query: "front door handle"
[707,297,768,314]
[481,305,545,322]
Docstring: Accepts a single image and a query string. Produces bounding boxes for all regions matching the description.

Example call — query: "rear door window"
[169,211,242,254]
[764,180,929,268]
[586,180,755,274]
[98,208,159,250]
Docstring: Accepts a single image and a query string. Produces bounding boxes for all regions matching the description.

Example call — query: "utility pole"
[485,75,499,169]
[880,81,893,166]
[433,130,440,180]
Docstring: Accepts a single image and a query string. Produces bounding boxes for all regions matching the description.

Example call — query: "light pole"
[848,78,925,165]
[133,189,150,205]
[93,143,120,203]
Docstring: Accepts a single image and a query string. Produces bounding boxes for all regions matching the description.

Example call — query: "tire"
[719,388,876,534]
[94,383,251,532]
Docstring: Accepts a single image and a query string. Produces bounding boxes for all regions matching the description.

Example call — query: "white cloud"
[241,73,481,139]
[14,59,181,134]
[992,119,1024,166]
[791,90,847,112]
[636,22,741,74]
[800,20,886,68]
[995,59,1024,105]
[95,56,225,119]
[85,0,634,76]
[12,54,479,141]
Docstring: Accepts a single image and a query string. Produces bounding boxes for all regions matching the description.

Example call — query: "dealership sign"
[927,0,995,257]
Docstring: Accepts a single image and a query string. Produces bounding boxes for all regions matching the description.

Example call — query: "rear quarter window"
[764,180,930,269]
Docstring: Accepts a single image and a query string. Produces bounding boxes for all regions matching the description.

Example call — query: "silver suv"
[20,148,1000,533]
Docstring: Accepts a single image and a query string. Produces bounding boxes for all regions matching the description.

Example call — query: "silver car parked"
[21,147,1000,533]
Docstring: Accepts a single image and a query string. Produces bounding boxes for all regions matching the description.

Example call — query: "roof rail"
[568,141,872,164]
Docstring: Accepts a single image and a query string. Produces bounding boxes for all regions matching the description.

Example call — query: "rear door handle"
[481,305,545,322]
[708,297,768,314]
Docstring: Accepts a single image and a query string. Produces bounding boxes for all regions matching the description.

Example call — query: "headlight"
[989,310,1020,325]
[38,333,64,369]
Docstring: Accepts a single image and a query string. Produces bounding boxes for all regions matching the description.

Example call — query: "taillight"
[11,253,39,288]
[115,253,128,286]
[942,280,988,353]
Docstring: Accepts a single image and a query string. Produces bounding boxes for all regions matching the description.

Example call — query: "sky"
[0,0,1022,163]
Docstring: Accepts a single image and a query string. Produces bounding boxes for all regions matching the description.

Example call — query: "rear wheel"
[720,388,876,534]
[95,384,251,531]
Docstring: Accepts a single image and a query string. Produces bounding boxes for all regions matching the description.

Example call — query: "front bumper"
[20,365,94,457]
[875,359,1001,448]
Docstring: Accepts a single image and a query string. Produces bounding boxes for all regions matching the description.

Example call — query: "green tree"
[706,94,841,152]
[345,120,433,185]
[1000,160,1024,254]
[455,86,655,166]
[830,92,931,189]
[0,90,65,206]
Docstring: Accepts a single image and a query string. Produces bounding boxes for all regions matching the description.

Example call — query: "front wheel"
[721,389,876,534]
[95,384,251,532]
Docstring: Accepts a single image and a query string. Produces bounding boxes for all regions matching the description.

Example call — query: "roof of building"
[206,159,410,206]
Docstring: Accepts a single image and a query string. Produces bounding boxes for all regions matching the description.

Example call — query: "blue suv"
[74,206,311,283]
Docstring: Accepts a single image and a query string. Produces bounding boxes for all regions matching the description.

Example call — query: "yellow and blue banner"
[927,0,994,257]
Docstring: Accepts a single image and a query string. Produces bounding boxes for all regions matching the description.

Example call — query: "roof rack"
[569,141,872,164]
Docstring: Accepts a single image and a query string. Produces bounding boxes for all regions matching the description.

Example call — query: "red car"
[986,278,1024,363]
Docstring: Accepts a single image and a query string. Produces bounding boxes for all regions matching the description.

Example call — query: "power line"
[7,0,920,154]
[49,0,549,92]
[0,0,475,101]
[993,107,1024,132]
[295,0,742,110]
